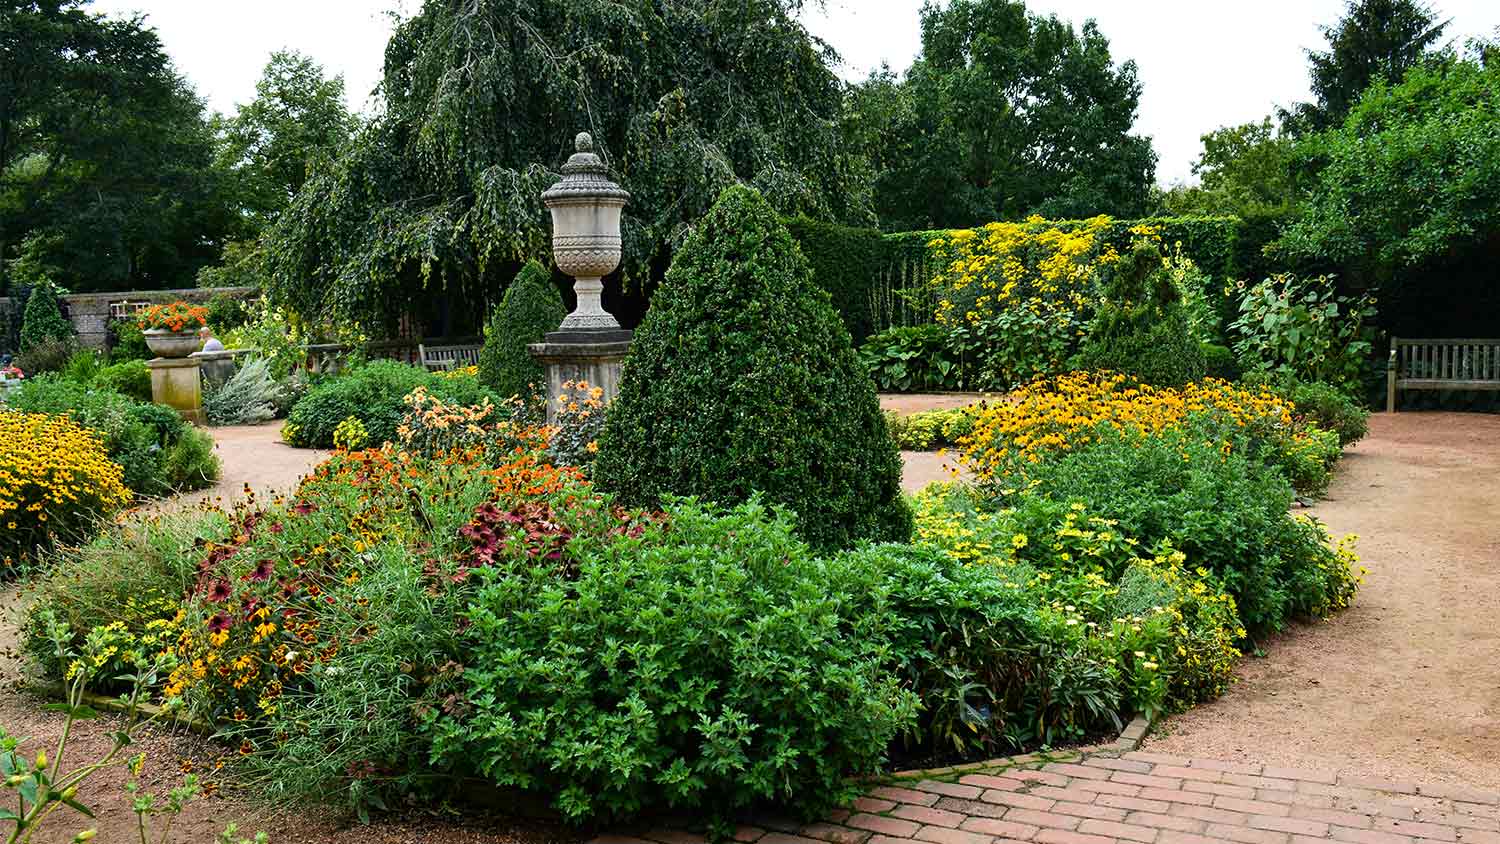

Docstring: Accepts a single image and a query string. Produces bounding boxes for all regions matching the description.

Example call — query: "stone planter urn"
[143,329,205,359]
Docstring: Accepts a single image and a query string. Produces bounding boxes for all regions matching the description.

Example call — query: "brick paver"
[595,751,1500,844]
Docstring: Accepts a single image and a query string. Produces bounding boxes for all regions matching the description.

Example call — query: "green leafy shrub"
[860,325,966,391]
[108,318,150,363]
[62,349,103,383]
[998,423,1359,637]
[438,497,917,823]
[19,281,72,352]
[284,360,498,448]
[14,336,75,375]
[595,185,910,549]
[885,407,976,450]
[96,360,152,402]
[1200,343,1240,380]
[205,357,279,426]
[477,261,565,401]
[1230,274,1377,396]
[1246,374,1369,448]
[1077,241,1205,386]
[783,216,888,344]
[206,294,252,333]
[162,426,220,490]
[1266,423,1342,498]
[7,375,217,496]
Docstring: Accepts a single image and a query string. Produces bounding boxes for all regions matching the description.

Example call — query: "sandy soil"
[1146,412,1500,788]
[879,393,994,414]
[167,424,327,510]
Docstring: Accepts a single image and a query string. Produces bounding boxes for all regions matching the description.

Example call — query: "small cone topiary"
[594,184,911,549]
[478,260,566,401]
[1078,241,1205,386]
[19,281,72,352]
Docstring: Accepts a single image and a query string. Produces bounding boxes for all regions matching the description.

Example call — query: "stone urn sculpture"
[529,132,634,423]
[539,132,632,340]
[142,329,205,359]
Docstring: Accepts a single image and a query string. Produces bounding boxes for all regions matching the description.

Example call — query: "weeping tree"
[262,0,873,330]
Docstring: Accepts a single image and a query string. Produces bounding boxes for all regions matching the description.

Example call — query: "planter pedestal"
[528,331,631,425]
[148,357,205,426]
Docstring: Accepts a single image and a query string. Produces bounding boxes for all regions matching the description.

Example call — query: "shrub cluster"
[1077,242,1205,386]
[884,407,977,450]
[6,375,220,497]
[282,360,499,448]
[860,325,967,391]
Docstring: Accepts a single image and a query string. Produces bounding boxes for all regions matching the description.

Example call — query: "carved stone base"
[527,333,632,426]
[148,357,205,426]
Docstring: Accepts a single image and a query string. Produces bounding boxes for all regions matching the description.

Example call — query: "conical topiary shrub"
[1078,241,1205,386]
[594,184,911,549]
[19,281,73,352]
[478,261,566,401]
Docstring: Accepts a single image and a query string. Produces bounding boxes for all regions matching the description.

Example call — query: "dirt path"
[1146,412,1500,788]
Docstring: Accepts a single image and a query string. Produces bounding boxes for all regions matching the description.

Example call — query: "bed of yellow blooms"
[958,371,1297,479]
[0,411,130,565]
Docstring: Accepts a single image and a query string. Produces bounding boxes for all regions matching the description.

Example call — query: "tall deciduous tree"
[214,50,356,231]
[849,0,1156,231]
[262,0,871,330]
[0,0,234,293]
[1160,118,1296,218]
[1280,0,1450,136]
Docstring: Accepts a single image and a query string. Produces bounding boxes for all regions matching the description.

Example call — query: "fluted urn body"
[541,133,631,333]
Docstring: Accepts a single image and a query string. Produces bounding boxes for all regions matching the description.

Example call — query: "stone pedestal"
[147,357,205,426]
[528,332,632,425]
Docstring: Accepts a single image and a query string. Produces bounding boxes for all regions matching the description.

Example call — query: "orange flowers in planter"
[137,301,209,332]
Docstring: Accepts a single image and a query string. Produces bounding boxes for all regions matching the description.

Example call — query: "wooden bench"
[418,342,482,372]
[1387,338,1500,412]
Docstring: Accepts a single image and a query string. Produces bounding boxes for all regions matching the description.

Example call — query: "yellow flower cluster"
[332,415,369,451]
[928,216,1125,330]
[0,411,129,563]
[959,371,1295,478]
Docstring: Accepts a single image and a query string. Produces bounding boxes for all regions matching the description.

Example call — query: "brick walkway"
[596,749,1500,844]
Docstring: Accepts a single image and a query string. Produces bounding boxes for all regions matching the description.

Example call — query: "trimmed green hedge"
[782,217,888,345]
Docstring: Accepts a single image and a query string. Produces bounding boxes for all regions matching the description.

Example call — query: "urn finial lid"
[543,131,631,204]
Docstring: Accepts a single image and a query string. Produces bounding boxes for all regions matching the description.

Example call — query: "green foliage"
[96,360,152,402]
[284,360,498,448]
[477,261,564,401]
[262,0,872,329]
[1078,242,1205,386]
[161,426,220,491]
[108,319,151,363]
[6,374,218,496]
[204,357,279,426]
[595,186,910,549]
[440,498,917,823]
[213,50,356,231]
[1247,373,1370,447]
[61,348,102,384]
[783,216,889,343]
[1278,57,1500,292]
[19,282,72,351]
[999,423,1359,637]
[1279,0,1450,135]
[850,0,1156,229]
[204,294,252,334]
[0,1,237,293]
[884,408,976,451]
[1230,274,1377,396]
[1160,119,1297,219]
[1199,344,1241,381]
[860,325,966,391]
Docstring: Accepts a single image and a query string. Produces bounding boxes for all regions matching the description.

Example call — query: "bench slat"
[1388,338,1500,411]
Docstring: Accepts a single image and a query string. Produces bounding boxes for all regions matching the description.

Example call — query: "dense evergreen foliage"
[595,185,910,549]
[477,261,565,400]
[18,282,71,352]
[1078,242,1205,386]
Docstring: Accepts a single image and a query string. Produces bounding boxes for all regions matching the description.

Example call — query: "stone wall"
[0,286,257,352]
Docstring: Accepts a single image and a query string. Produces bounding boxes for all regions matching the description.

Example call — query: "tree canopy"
[1280,0,1450,136]
[849,0,1156,231]
[0,0,234,294]
[1160,119,1295,219]
[1277,54,1500,289]
[261,0,872,329]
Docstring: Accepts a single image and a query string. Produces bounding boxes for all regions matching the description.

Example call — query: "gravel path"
[1146,411,1500,788]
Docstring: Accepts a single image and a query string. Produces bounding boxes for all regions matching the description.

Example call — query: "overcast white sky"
[90,0,1500,186]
